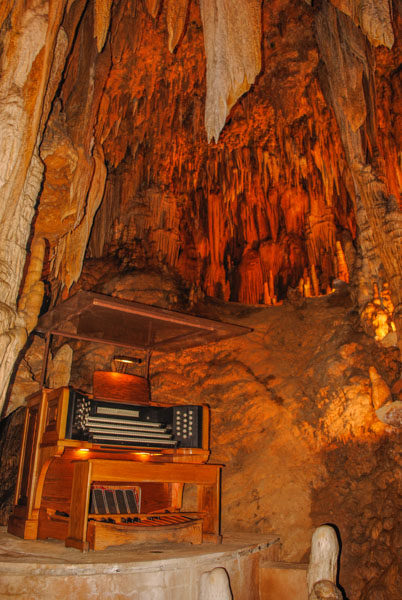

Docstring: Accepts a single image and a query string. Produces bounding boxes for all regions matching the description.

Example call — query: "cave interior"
[0,1,401,599]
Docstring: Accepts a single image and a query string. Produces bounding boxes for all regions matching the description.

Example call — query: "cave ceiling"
[28,0,399,307]
[0,0,400,409]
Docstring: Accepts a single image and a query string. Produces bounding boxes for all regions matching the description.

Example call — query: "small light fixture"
[112,356,142,373]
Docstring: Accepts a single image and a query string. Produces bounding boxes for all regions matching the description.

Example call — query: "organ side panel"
[8,391,48,539]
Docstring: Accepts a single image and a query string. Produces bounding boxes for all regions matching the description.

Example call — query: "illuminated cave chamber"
[0,1,400,599]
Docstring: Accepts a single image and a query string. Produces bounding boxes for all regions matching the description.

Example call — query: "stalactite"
[17,238,46,334]
[54,145,107,290]
[238,249,263,305]
[144,0,160,19]
[167,0,189,53]
[45,0,395,319]
[329,0,394,49]
[335,240,349,282]
[199,0,261,142]
[94,0,113,53]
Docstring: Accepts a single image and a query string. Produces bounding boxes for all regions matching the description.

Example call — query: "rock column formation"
[315,0,402,346]
[0,0,70,410]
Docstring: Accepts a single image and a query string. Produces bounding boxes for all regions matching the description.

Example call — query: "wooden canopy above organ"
[8,292,251,551]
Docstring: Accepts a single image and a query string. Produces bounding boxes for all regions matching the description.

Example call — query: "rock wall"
[149,295,401,600]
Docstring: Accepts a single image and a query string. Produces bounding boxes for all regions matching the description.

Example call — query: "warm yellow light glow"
[374,312,389,340]
[76,448,90,454]
[131,451,163,461]
[112,355,142,373]
[115,358,135,364]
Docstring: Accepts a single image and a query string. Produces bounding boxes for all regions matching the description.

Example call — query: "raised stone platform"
[0,528,281,600]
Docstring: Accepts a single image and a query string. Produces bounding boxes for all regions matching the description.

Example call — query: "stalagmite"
[336,241,349,283]
[167,0,189,53]
[304,276,312,298]
[361,282,396,342]
[263,281,272,305]
[380,283,394,314]
[200,0,261,142]
[199,567,232,600]
[269,269,275,301]
[94,0,113,53]
[311,264,320,297]
[307,525,342,600]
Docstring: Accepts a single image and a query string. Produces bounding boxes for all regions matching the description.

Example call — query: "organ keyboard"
[66,390,205,448]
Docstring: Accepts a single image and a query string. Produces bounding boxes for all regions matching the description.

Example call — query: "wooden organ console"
[7,292,250,551]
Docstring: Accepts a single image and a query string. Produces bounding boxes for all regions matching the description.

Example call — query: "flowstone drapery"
[0,0,69,413]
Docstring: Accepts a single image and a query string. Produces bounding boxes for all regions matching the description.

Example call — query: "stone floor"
[0,528,281,599]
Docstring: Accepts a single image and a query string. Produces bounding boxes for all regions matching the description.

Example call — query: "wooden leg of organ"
[65,460,92,551]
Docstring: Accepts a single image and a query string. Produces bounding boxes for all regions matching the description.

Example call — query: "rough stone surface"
[0,408,25,525]
[5,335,44,416]
[260,562,308,600]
